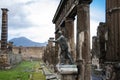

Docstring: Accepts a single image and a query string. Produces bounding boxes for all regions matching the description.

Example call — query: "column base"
[56,64,78,80]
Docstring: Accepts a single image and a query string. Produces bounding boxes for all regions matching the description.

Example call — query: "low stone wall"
[0,53,22,69]
[8,53,22,65]
[0,46,44,69]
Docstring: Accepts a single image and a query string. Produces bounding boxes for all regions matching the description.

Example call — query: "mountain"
[9,37,47,47]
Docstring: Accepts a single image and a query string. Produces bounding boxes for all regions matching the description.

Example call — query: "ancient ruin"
[91,0,120,79]
[0,0,120,80]
[0,8,22,69]
[1,8,8,53]
[43,37,55,65]
[52,0,92,80]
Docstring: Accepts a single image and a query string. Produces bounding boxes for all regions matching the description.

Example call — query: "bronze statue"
[51,31,74,65]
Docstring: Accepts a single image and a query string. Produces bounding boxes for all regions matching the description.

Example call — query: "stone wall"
[0,53,22,69]
[13,46,44,60]
[8,53,22,65]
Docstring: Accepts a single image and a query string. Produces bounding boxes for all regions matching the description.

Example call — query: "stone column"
[54,25,59,65]
[76,3,91,80]
[106,0,120,61]
[65,18,75,61]
[104,0,120,79]
[0,8,9,69]
[1,8,8,53]
[48,37,55,65]
[48,37,54,47]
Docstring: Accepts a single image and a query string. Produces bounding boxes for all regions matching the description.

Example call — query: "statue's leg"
[61,51,66,64]
[66,50,74,64]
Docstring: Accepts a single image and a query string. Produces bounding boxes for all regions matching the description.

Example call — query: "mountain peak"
[9,37,47,47]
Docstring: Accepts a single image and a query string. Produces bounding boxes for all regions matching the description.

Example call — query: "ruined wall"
[91,22,107,69]
[97,22,107,63]
[13,46,44,60]
[91,36,100,67]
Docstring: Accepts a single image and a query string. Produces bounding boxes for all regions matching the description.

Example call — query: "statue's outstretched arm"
[49,39,58,43]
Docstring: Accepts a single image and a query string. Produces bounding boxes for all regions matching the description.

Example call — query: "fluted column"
[1,8,8,53]
[106,0,120,61]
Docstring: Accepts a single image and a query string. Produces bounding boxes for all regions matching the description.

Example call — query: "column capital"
[78,0,92,4]
[65,17,75,22]
[1,8,9,12]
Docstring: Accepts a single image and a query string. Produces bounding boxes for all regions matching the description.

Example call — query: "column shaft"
[1,8,8,53]
[76,4,91,80]
[65,18,75,60]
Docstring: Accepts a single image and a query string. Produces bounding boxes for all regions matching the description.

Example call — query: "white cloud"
[0,0,105,44]
[8,26,55,43]
[0,0,60,42]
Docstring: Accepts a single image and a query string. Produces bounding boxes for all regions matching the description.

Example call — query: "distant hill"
[9,37,47,47]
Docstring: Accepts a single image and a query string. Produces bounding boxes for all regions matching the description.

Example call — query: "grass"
[31,72,46,80]
[30,61,46,80]
[0,61,41,80]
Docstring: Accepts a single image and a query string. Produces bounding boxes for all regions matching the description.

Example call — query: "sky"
[90,0,105,37]
[0,0,105,43]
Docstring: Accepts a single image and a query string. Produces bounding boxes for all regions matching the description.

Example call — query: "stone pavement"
[40,62,59,80]
[30,61,104,80]
[92,75,103,80]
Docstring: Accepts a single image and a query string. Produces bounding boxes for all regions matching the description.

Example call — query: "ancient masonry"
[0,8,10,68]
[1,8,8,53]
[43,0,120,80]
[43,38,55,68]
[52,0,92,80]
[91,0,120,79]
[105,0,120,79]
[0,8,22,69]
[106,0,120,61]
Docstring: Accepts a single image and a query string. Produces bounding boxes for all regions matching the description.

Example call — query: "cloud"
[0,0,60,42]
[0,2,34,29]
[0,0,105,43]
[8,25,55,43]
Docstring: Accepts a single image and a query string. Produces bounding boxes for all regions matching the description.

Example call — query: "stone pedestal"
[56,65,78,80]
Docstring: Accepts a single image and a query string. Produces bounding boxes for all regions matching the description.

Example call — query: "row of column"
[55,3,91,80]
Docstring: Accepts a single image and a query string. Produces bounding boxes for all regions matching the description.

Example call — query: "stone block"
[56,64,78,74]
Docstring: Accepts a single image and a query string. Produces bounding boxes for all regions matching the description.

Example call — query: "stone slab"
[56,64,78,74]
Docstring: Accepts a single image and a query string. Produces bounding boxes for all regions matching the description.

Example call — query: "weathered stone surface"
[76,3,91,80]
[65,18,76,61]
[43,37,55,66]
[1,8,8,53]
[96,22,107,63]
[56,64,77,80]
[52,0,92,80]
[91,0,120,80]
[13,46,44,60]
[56,65,78,74]
[106,0,120,61]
